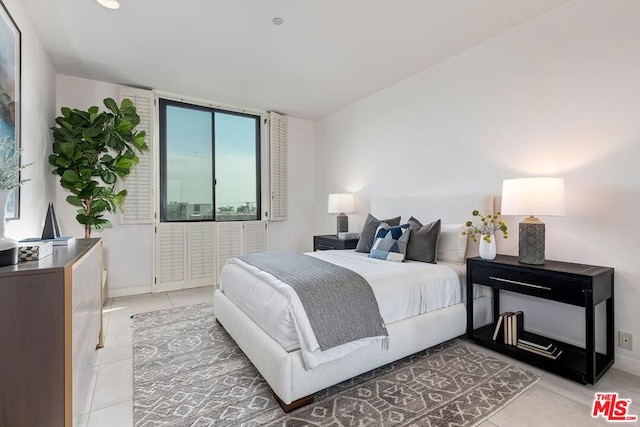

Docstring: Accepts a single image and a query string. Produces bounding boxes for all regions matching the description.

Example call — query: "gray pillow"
[406,217,441,263]
[355,214,401,253]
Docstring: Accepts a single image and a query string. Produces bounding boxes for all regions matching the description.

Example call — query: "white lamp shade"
[501,177,565,216]
[328,193,355,214]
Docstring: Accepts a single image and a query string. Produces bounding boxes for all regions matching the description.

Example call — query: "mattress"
[221,250,482,369]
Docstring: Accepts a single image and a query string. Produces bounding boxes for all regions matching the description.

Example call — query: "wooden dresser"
[0,238,104,427]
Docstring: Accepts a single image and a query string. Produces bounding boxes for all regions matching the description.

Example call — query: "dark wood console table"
[466,255,614,384]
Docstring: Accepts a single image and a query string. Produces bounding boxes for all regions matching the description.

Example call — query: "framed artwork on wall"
[0,0,21,219]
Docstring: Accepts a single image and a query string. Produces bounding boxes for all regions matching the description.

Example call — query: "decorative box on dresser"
[466,255,614,385]
[0,238,104,427]
[313,235,359,251]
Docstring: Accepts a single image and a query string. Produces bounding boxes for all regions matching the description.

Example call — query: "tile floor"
[77,286,640,427]
[76,286,216,427]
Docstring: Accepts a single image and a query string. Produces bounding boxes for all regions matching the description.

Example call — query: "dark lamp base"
[519,218,545,265]
[336,213,348,234]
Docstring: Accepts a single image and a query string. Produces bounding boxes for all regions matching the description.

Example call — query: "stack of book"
[516,337,563,360]
[491,311,563,360]
[492,311,524,345]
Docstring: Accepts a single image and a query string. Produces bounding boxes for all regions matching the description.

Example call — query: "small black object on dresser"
[466,255,614,385]
[313,235,359,251]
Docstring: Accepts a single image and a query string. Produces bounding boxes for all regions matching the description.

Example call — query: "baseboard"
[107,284,153,299]
[614,354,640,376]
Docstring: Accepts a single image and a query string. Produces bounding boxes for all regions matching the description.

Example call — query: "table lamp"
[501,177,565,265]
[328,193,355,234]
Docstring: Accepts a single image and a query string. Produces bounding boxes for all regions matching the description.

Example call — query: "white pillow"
[437,224,468,263]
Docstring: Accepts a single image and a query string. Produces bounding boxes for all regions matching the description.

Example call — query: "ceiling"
[21,0,570,120]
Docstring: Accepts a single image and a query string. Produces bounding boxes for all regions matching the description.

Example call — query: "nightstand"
[466,255,614,385]
[313,235,359,251]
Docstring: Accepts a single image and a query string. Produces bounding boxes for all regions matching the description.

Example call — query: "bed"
[213,195,494,411]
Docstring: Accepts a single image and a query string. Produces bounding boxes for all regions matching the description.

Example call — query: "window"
[159,99,261,222]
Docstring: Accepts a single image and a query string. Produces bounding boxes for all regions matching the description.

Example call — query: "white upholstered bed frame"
[213,195,494,410]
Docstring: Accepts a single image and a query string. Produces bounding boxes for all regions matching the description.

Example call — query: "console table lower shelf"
[470,324,613,385]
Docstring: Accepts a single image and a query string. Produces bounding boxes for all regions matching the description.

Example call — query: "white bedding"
[221,250,480,369]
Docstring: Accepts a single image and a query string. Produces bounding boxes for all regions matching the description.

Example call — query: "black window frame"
[158,98,261,223]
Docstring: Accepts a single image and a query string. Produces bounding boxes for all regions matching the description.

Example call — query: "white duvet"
[221,250,473,370]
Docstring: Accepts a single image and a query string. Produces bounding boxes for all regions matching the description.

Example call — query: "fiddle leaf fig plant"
[49,98,148,238]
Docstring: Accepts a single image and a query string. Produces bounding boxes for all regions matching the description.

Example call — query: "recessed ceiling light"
[272,17,284,26]
[97,0,120,10]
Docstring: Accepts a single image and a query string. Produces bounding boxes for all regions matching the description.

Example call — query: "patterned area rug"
[133,303,539,426]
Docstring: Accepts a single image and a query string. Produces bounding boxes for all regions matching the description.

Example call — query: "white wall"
[4,0,56,240]
[55,75,154,297]
[55,75,317,295]
[315,0,640,374]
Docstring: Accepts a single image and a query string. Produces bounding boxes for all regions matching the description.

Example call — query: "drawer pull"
[316,244,335,250]
[489,276,552,291]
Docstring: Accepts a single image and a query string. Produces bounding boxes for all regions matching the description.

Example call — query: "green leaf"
[61,107,72,118]
[120,98,134,110]
[112,155,137,176]
[82,127,104,142]
[77,181,98,199]
[132,132,148,150]
[90,199,109,214]
[95,186,112,198]
[61,169,80,184]
[76,213,90,225]
[107,132,126,151]
[80,168,95,179]
[74,110,91,123]
[116,120,134,133]
[48,154,59,166]
[58,142,75,157]
[123,110,140,127]
[66,195,84,207]
[100,154,114,164]
[113,190,126,210]
[93,217,111,229]
[100,168,117,184]
[56,157,72,167]
[103,98,119,114]
[60,180,75,190]
[55,117,73,131]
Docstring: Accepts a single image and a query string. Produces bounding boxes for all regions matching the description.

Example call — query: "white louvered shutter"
[269,112,287,221]
[155,223,187,292]
[119,87,154,224]
[187,222,216,288]
[216,222,243,284]
[243,221,267,254]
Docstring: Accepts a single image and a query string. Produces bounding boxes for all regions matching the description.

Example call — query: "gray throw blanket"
[238,252,388,351]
